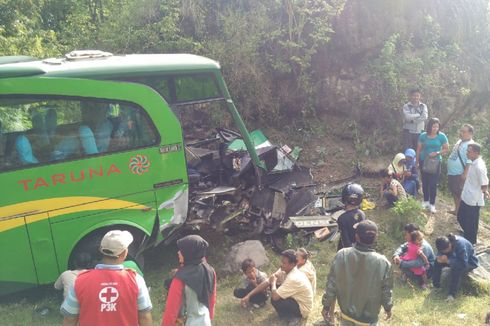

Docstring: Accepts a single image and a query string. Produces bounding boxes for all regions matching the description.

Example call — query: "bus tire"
[68,226,145,270]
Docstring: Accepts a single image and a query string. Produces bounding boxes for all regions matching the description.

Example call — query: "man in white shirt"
[457,143,490,244]
[270,249,313,325]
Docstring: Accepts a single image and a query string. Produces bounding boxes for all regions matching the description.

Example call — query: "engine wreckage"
[181,121,354,249]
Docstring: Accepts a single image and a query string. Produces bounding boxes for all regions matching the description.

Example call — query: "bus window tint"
[173,74,221,102]
[120,73,223,105]
[0,98,158,172]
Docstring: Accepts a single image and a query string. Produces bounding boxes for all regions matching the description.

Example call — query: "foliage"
[389,196,426,241]
[363,16,470,152]
[0,0,489,156]
[0,1,62,57]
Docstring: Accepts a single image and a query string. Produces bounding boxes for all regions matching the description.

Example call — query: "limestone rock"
[223,240,269,273]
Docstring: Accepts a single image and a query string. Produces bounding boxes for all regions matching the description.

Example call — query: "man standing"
[457,143,490,244]
[61,230,153,326]
[321,220,393,325]
[402,88,428,150]
[447,124,474,214]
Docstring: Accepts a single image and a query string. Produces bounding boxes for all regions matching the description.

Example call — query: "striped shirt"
[60,263,152,316]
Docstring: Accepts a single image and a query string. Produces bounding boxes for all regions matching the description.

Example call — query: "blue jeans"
[432,262,471,296]
[403,179,418,197]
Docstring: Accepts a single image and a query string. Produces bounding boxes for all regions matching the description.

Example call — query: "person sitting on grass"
[393,224,435,285]
[432,233,478,301]
[403,148,419,197]
[380,168,407,207]
[54,252,91,299]
[241,250,313,326]
[387,152,406,181]
[399,230,430,289]
[233,258,269,307]
[296,248,317,295]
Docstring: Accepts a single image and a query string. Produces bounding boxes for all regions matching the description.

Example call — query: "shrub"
[389,197,426,241]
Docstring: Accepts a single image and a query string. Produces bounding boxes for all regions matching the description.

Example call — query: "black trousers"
[233,286,268,305]
[457,201,480,244]
[403,130,419,151]
[420,162,440,205]
[432,262,470,296]
[271,297,302,319]
[383,191,399,207]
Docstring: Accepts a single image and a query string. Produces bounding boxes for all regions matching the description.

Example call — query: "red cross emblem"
[99,286,119,303]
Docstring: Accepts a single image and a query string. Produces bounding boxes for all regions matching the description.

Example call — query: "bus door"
[0,211,40,294]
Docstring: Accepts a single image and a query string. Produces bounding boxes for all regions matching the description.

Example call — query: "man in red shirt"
[61,230,153,326]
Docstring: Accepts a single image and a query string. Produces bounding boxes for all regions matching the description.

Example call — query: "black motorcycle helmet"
[341,183,364,206]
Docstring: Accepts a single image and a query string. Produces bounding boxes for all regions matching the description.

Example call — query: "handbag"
[423,157,440,174]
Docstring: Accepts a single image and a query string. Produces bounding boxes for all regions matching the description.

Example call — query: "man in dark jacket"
[433,234,478,301]
[321,220,393,325]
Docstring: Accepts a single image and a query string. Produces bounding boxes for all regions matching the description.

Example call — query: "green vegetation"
[390,197,426,241]
[2,0,489,149]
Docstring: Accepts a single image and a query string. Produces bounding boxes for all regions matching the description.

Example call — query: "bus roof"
[0,51,221,79]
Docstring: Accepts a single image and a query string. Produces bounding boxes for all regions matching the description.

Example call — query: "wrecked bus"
[0,51,317,295]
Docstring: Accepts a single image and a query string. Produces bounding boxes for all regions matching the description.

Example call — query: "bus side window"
[110,107,136,151]
[0,98,159,172]
[109,105,157,151]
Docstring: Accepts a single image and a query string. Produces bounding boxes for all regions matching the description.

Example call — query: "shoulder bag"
[423,156,440,174]
[456,142,466,169]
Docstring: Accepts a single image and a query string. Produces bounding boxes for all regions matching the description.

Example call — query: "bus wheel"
[69,227,145,270]
[69,231,104,269]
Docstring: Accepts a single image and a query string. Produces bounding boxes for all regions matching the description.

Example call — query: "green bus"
[0,50,270,295]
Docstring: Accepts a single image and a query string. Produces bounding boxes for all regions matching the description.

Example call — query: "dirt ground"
[271,123,490,246]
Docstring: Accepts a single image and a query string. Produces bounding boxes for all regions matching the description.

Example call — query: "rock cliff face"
[330,0,487,53]
[313,0,489,135]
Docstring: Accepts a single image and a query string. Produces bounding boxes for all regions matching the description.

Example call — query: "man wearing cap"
[321,220,393,325]
[61,230,153,326]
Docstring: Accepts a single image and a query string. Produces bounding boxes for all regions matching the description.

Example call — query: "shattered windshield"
[172,100,234,143]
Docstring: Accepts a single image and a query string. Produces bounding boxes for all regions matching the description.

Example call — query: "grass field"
[1,201,489,325]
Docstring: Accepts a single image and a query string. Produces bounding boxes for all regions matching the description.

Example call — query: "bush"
[389,197,426,241]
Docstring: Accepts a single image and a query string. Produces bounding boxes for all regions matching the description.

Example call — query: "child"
[234,258,268,307]
[54,252,91,298]
[380,168,407,207]
[400,230,430,288]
